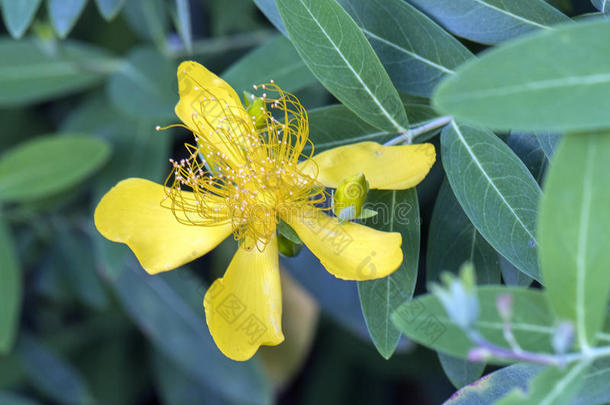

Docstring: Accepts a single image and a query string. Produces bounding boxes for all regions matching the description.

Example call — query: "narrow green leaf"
[407,0,569,44]
[445,363,542,404]
[441,122,541,281]
[438,352,485,389]
[17,334,96,405]
[222,35,316,94]
[0,216,20,354]
[506,132,547,184]
[276,0,409,133]
[499,256,533,287]
[427,180,501,285]
[256,0,471,97]
[173,0,192,53]
[391,286,556,360]
[572,357,610,405]
[0,134,110,203]
[358,189,420,359]
[47,0,88,38]
[496,361,591,405]
[433,19,610,133]
[61,96,170,200]
[0,39,115,107]
[94,0,126,20]
[108,263,271,404]
[539,132,610,348]
[153,350,230,405]
[253,0,287,35]
[446,358,610,405]
[56,225,108,310]
[338,0,472,97]
[122,0,168,51]
[107,47,177,119]
[0,0,41,38]
[307,100,437,153]
[536,133,562,160]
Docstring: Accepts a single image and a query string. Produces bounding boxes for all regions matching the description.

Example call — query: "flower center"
[163,83,326,249]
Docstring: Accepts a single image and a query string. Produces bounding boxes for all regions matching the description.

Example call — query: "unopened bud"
[243,91,267,129]
[333,172,369,221]
[278,232,303,257]
[552,321,574,355]
[497,293,513,322]
[468,347,492,362]
[431,263,479,329]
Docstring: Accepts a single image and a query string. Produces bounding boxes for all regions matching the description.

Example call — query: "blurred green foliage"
[1,0,610,404]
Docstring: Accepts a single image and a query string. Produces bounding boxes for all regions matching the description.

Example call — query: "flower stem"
[467,329,610,367]
[384,116,453,145]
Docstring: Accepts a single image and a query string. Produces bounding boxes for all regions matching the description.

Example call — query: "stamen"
[163,81,327,248]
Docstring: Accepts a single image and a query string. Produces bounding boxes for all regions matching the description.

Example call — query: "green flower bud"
[243,91,267,129]
[278,232,303,257]
[333,172,369,221]
[431,262,479,330]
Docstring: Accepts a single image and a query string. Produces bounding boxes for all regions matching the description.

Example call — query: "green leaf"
[0,39,115,107]
[433,19,610,133]
[307,100,437,153]
[572,357,610,405]
[506,132,547,184]
[445,363,543,404]
[276,0,409,133]
[338,0,472,97]
[0,134,110,203]
[47,0,88,38]
[446,358,610,405]
[0,391,41,405]
[61,96,170,199]
[539,131,610,348]
[0,216,20,354]
[358,189,420,359]
[536,133,561,160]
[94,0,126,20]
[0,0,41,38]
[17,334,96,405]
[107,47,177,119]
[173,0,192,53]
[122,0,168,51]
[499,256,533,287]
[222,35,316,94]
[153,351,229,405]
[427,180,501,285]
[55,225,108,310]
[496,361,591,405]
[253,0,287,35]
[438,352,485,389]
[391,286,556,360]
[441,122,541,281]
[591,0,609,13]
[108,263,271,404]
[407,0,569,44]
[427,181,498,385]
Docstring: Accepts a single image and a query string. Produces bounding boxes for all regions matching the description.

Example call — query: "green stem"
[384,116,453,145]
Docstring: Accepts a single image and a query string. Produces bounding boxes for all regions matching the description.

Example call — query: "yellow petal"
[284,209,403,281]
[204,235,284,361]
[175,61,251,165]
[302,141,436,190]
[94,178,232,274]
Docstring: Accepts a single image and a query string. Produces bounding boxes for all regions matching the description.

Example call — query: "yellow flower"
[94,62,436,361]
